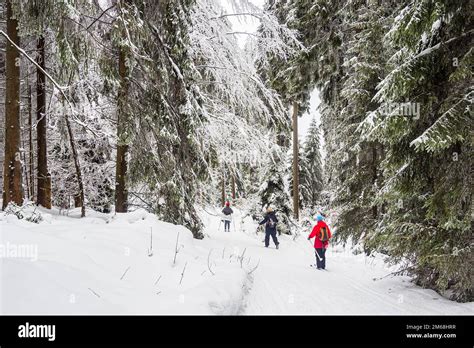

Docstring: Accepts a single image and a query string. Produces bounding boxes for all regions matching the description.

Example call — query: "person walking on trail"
[308,214,332,269]
[222,201,233,232]
[259,207,280,249]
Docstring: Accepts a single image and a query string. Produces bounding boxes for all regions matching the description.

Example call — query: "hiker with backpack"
[221,201,233,232]
[259,207,280,249]
[308,214,332,269]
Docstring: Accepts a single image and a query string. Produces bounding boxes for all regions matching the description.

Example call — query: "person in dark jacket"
[222,201,233,232]
[259,207,279,249]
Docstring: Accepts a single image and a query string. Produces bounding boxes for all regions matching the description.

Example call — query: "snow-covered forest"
[0,0,472,315]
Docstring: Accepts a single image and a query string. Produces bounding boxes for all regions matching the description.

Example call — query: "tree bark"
[221,174,225,206]
[63,98,85,217]
[114,40,130,213]
[28,83,34,200]
[231,174,236,199]
[36,35,51,209]
[371,143,378,219]
[2,0,23,210]
[21,113,29,200]
[292,101,299,220]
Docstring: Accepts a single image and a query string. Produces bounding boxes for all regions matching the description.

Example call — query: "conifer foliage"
[0,0,471,302]
[0,0,298,238]
[300,119,324,209]
[265,0,473,301]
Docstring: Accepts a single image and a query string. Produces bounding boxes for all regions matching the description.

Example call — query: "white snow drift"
[0,205,472,315]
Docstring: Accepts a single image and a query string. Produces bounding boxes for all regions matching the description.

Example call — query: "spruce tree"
[265,0,473,301]
[324,0,393,244]
[258,145,292,235]
[300,118,324,209]
[2,0,22,209]
[360,0,473,301]
[125,0,207,237]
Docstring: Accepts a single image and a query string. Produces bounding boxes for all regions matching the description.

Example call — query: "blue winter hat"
[316,214,324,221]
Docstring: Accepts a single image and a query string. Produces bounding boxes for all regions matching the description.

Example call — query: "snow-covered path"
[1,205,472,315]
[200,207,473,315]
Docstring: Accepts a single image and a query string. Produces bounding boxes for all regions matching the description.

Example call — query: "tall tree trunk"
[63,97,85,217]
[292,101,299,220]
[36,35,51,209]
[114,43,130,213]
[231,174,236,199]
[221,174,225,206]
[371,143,378,219]
[2,0,23,210]
[21,116,29,199]
[28,83,34,200]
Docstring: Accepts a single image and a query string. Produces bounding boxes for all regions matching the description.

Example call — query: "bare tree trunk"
[2,0,23,210]
[36,35,51,209]
[231,174,236,199]
[371,144,378,219]
[114,41,130,213]
[21,117,29,200]
[28,83,34,200]
[74,193,82,208]
[63,98,85,217]
[221,174,225,206]
[292,101,299,220]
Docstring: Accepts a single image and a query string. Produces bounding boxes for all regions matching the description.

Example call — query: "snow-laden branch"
[188,0,292,181]
[374,28,474,103]
[224,31,259,37]
[0,30,67,91]
[147,22,185,82]
[86,3,116,30]
[210,12,261,20]
[0,29,97,133]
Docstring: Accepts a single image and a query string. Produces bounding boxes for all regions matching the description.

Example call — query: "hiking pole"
[232,215,236,233]
[315,249,323,262]
[308,239,322,261]
[218,219,222,232]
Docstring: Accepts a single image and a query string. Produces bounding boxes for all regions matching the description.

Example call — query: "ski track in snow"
[202,207,473,315]
[1,206,473,315]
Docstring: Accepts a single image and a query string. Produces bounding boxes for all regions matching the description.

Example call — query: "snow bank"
[0,205,249,314]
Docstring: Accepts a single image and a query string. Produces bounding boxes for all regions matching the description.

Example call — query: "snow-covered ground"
[1,205,472,315]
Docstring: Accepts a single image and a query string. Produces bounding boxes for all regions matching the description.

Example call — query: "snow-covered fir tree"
[300,118,324,210]
[324,0,393,245]
[265,0,473,301]
[359,0,473,301]
[257,144,292,235]
[1,0,472,305]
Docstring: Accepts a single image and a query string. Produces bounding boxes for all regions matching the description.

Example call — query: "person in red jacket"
[308,214,332,270]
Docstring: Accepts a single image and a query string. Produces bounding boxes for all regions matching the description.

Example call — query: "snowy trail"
[201,207,473,315]
[1,205,472,315]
